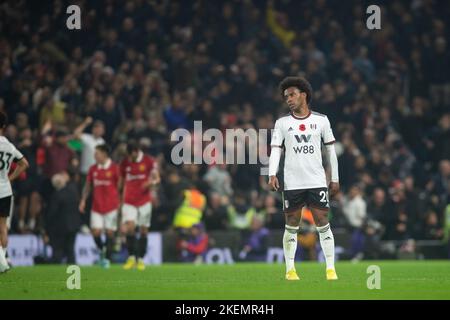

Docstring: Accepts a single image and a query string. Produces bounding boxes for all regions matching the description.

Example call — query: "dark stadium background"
[0,0,449,265]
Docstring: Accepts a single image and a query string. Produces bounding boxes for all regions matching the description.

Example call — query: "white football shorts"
[121,202,152,227]
[90,209,118,231]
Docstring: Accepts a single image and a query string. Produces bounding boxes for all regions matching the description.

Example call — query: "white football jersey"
[0,136,24,198]
[271,111,336,190]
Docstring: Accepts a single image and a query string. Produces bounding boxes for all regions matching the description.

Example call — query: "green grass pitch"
[1,261,449,300]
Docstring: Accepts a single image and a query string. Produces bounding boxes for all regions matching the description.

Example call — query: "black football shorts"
[282,187,329,212]
[0,195,12,217]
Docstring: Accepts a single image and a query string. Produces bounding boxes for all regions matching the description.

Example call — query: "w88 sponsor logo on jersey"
[293,145,315,154]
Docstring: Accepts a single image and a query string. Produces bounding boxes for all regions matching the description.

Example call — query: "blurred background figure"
[297,208,318,262]
[259,194,284,230]
[46,171,80,264]
[227,193,257,230]
[73,117,105,230]
[203,164,233,198]
[422,210,444,240]
[445,205,450,258]
[341,185,367,261]
[238,215,269,262]
[173,186,207,232]
[74,117,106,178]
[120,142,160,271]
[40,128,77,204]
[79,144,120,268]
[178,223,209,264]
[203,192,229,231]
[173,184,207,259]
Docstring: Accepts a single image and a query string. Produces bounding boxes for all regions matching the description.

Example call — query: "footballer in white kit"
[0,111,29,273]
[268,77,339,281]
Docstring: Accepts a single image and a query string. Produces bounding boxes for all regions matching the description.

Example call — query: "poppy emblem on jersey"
[299,124,306,131]
[139,164,146,172]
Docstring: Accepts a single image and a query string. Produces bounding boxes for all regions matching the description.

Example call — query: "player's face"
[129,150,139,161]
[94,149,107,164]
[284,87,306,112]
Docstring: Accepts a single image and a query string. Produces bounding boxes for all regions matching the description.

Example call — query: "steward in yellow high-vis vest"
[227,205,256,230]
[173,189,206,229]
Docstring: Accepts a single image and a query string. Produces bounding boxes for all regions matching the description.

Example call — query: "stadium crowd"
[0,0,449,260]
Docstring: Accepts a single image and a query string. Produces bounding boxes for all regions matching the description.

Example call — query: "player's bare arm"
[9,157,29,182]
[150,168,161,186]
[79,181,92,213]
[268,175,280,191]
[117,175,125,202]
[142,167,161,189]
[328,181,340,196]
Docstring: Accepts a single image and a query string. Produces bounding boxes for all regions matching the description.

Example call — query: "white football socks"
[283,225,299,272]
[317,223,335,270]
[0,246,8,269]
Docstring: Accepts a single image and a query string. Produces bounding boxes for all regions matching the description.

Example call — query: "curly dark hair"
[279,76,313,104]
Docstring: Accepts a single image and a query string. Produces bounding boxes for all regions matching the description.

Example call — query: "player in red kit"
[121,142,160,271]
[79,144,120,268]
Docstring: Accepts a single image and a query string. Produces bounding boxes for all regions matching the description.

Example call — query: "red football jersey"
[87,160,120,214]
[120,152,156,206]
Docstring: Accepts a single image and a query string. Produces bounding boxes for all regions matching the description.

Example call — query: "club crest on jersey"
[310,124,317,130]
[139,164,146,172]
[288,127,294,132]
[299,124,306,131]
[106,171,112,177]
